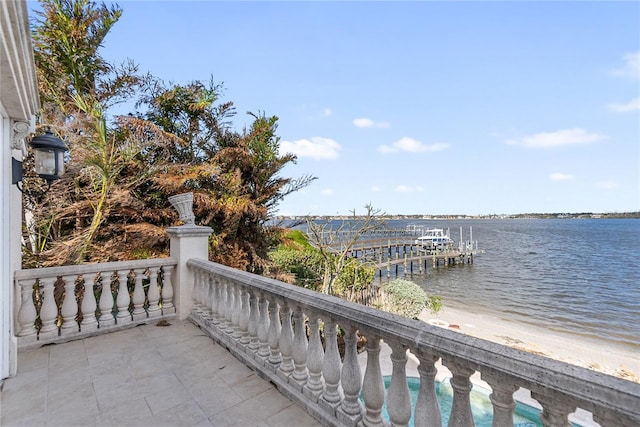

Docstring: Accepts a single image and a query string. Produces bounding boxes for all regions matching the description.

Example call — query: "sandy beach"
[418,305,639,382]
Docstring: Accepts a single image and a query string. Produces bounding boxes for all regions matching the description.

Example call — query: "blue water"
[373,376,578,427]
[298,218,640,351]
[376,218,640,351]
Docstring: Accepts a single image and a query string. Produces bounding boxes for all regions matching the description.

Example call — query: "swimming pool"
[368,376,581,427]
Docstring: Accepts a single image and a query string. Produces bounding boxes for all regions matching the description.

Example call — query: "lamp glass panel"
[34,149,56,176]
[56,150,65,175]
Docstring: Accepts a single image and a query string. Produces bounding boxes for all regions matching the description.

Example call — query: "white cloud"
[395,185,424,193]
[378,137,450,154]
[596,180,618,189]
[280,137,341,159]
[505,128,607,149]
[611,51,640,79]
[370,185,381,192]
[549,173,574,181]
[607,97,640,113]
[353,118,390,128]
[320,188,334,196]
[323,108,333,117]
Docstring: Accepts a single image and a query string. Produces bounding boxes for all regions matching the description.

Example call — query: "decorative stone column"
[166,193,212,319]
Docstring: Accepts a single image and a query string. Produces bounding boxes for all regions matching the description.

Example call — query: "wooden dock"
[318,225,484,280]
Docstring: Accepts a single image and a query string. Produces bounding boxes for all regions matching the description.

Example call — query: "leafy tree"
[133,79,316,272]
[27,0,314,271]
[28,0,148,265]
[306,204,385,294]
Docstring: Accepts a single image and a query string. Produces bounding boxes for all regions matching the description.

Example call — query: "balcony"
[2,224,639,427]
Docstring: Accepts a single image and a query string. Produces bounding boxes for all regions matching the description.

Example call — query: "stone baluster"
[231,285,243,339]
[80,274,98,330]
[388,343,412,427]
[59,275,79,334]
[320,319,342,413]
[238,287,250,345]
[219,279,230,330]
[531,390,575,427]
[115,270,132,324]
[191,269,203,314]
[131,268,147,321]
[146,267,161,318]
[361,336,385,427]
[291,306,309,388]
[337,326,363,426]
[247,290,260,352]
[481,370,519,427]
[209,274,221,324]
[257,294,271,359]
[160,265,175,314]
[443,358,475,427]
[414,349,442,427]
[277,303,295,379]
[303,313,325,400]
[200,273,213,324]
[98,271,116,327]
[16,279,37,337]
[224,279,235,334]
[267,298,282,367]
[39,277,59,339]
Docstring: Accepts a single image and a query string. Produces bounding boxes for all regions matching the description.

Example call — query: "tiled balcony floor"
[0,320,323,427]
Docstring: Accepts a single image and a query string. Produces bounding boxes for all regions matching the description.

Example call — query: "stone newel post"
[166,193,212,320]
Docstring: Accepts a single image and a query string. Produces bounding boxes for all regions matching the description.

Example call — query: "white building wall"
[0,1,40,380]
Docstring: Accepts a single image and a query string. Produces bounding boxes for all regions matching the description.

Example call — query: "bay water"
[375,218,639,352]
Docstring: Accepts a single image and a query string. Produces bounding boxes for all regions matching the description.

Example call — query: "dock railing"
[187,258,640,427]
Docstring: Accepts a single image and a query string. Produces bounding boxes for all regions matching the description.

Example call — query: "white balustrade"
[291,306,309,387]
[239,287,250,345]
[257,295,270,358]
[387,343,412,427]
[278,303,294,379]
[16,279,37,337]
[115,270,132,324]
[443,358,475,427]
[320,318,342,413]
[147,267,161,318]
[14,258,176,346]
[98,271,115,327]
[184,258,640,427]
[16,254,637,427]
[80,274,98,330]
[267,298,282,366]
[361,336,385,427]
[60,275,79,333]
[38,277,59,339]
[161,265,175,314]
[414,349,442,427]
[303,313,324,400]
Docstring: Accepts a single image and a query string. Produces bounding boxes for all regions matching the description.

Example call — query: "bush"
[382,279,427,319]
[333,258,375,297]
[268,247,324,290]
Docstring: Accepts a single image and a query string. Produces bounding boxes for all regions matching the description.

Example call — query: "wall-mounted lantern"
[12,129,68,191]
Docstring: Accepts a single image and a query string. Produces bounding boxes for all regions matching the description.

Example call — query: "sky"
[34,1,640,216]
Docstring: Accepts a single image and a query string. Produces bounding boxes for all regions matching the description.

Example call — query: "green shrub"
[268,247,324,289]
[427,295,443,316]
[383,279,427,319]
[333,258,375,297]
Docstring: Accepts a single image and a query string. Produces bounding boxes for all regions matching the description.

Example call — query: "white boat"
[414,228,453,249]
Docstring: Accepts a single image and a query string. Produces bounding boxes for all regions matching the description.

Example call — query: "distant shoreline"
[276,212,640,221]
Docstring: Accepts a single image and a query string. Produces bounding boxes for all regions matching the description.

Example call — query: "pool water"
[366,377,580,427]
